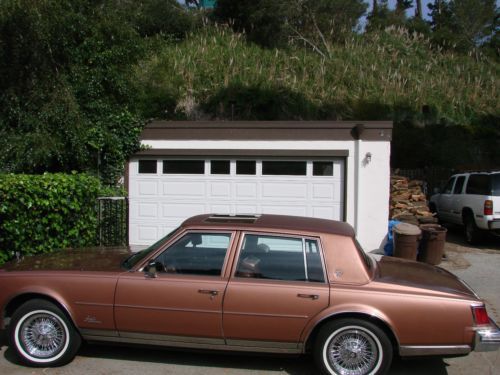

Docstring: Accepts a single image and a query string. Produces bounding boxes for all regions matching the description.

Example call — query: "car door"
[448,175,466,224]
[222,232,329,349]
[437,177,456,222]
[114,231,235,344]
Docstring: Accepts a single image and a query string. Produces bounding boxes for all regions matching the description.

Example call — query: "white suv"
[430,171,500,244]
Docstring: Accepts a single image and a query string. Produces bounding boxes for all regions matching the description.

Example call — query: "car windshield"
[122,228,179,270]
[492,174,500,196]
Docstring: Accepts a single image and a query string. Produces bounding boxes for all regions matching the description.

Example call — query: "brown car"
[0,214,499,375]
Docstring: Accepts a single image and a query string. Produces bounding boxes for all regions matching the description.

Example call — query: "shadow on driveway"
[1,338,450,375]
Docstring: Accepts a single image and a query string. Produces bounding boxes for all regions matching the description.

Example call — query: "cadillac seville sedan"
[0,214,499,375]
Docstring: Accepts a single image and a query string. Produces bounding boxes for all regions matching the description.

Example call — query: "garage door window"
[138,160,157,174]
[236,161,256,175]
[313,162,333,176]
[211,160,230,175]
[262,161,306,176]
[163,160,205,174]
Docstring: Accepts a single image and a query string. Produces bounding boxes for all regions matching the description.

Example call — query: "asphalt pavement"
[0,225,498,375]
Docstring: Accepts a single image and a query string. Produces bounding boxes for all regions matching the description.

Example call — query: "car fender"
[2,285,77,329]
[300,302,400,348]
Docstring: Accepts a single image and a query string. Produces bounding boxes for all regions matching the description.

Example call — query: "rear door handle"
[297,294,319,300]
[198,289,219,296]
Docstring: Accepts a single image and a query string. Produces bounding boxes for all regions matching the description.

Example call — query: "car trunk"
[374,256,478,299]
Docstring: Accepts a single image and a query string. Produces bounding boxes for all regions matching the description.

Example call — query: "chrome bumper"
[475,319,500,352]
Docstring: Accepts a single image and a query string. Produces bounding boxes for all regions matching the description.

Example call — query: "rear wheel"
[9,299,81,367]
[314,318,393,375]
[464,214,482,245]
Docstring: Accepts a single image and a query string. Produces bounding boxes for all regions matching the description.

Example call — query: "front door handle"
[198,289,219,296]
[297,294,319,300]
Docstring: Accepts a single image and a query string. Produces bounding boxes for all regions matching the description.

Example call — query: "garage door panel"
[262,183,307,199]
[261,204,307,216]
[210,204,232,214]
[163,181,205,197]
[136,225,158,242]
[138,181,158,196]
[235,204,259,214]
[312,206,341,220]
[235,183,258,198]
[161,203,206,218]
[138,203,158,218]
[312,184,335,200]
[210,182,231,198]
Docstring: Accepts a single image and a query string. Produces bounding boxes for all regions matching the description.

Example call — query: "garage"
[127,121,392,251]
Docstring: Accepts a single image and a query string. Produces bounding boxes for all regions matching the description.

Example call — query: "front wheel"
[9,299,81,367]
[314,318,393,375]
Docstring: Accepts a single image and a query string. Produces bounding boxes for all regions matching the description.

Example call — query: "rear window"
[492,174,500,196]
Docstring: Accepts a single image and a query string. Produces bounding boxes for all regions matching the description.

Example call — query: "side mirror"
[145,261,161,278]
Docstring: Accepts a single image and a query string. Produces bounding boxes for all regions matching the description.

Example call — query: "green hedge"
[0,173,110,265]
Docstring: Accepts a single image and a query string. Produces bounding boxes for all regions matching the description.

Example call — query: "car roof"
[181,214,355,237]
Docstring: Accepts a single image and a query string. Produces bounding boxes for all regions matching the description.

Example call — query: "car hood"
[374,256,478,299]
[0,247,132,272]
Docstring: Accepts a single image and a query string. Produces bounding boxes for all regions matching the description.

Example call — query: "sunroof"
[205,214,261,224]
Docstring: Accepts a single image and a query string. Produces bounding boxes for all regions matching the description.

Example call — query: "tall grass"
[135,26,499,126]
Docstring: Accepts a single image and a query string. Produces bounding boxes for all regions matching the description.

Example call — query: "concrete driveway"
[1,226,498,375]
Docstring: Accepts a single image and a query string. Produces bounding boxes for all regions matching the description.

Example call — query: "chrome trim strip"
[81,332,302,354]
[400,345,471,356]
[120,331,224,345]
[75,302,114,307]
[223,311,308,319]
[226,339,298,349]
[114,304,219,315]
[80,328,120,337]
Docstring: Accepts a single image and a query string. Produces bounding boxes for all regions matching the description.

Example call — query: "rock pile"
[390,175,437,225]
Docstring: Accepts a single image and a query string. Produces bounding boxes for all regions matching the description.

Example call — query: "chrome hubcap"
[327,329,378,375]
[20,313,66,358]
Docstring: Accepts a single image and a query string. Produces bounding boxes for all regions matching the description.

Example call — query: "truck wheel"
[314,318,393,375]
[464,215,482,245]
[9,299,81,367]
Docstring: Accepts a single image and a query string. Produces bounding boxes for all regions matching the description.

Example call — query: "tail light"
[472,305,490,326]
[484,200,493,215]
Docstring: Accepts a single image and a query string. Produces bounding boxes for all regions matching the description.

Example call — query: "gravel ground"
[0,226,498,375]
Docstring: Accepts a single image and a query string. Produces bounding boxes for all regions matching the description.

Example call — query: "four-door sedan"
[0,214,499,375]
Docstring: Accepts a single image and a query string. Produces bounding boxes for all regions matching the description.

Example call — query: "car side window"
[466,174,491,195]
[453,176,466,194]
[155,232,231,276]
[443,177,456,194]
[235,234,325,283]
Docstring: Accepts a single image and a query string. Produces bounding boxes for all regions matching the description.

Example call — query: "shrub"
[0,173,112,265]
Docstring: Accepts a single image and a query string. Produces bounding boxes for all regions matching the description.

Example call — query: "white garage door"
[128,158,345,245]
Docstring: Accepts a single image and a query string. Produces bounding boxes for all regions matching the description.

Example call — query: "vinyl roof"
[181,214,355,237]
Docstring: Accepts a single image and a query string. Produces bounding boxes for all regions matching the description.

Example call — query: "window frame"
[152,230,235,278]
[233,231,327,284]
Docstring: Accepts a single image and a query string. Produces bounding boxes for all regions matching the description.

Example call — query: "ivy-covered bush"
[0,173,110,265]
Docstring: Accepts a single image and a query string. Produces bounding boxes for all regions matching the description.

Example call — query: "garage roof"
[139,121,392,142]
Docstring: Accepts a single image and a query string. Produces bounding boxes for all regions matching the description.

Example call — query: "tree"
[415,0,423,19]
[213,0,367,50]
[429,0,498,53]
[0,1,145,181]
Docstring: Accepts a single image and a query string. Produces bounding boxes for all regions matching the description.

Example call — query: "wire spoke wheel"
[327,328,378,375]
[10,300,81,367]
[315,319,392,375]
[19,312,67,359]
